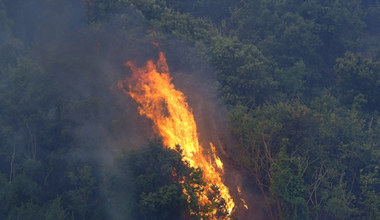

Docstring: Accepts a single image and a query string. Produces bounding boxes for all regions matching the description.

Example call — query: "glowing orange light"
[152,41,160,47]
[237,186,249,210]
[118,51,235,216]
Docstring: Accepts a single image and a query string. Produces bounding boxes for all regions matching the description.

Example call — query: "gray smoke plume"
[1,0,264,218]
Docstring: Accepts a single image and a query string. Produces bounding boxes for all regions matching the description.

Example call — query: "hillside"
[0,0,379,219]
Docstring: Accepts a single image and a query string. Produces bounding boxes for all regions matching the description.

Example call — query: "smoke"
[1,0,265,218]
[161,39,266,219]
[1,0,156,218]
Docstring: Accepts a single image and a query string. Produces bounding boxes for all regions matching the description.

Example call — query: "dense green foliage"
[106,138,226,219]
[0,0,379,219]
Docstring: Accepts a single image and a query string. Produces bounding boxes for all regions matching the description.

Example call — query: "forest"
[0,0,379,219]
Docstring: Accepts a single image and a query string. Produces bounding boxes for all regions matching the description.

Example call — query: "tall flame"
[118,51,235,216]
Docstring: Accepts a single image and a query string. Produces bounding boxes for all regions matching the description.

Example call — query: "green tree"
[358,166,380,219]
[67,164,103,220]
[126,138,227,219]
[335,52,380,112]
[44,196,68,220]
[210,37,274,107]
[270,141,308,220]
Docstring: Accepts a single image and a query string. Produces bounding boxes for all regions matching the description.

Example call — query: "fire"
[237,186,249,210]
[118,51,235,216]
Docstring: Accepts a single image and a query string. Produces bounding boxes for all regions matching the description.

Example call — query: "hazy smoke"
[2,0,264,218]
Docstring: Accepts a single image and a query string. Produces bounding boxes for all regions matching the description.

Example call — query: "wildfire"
[117,51,235,217]
[237,186,249,210]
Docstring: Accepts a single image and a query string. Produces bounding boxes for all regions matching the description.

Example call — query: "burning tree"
[126,137,228,219]
[117,51,235,217]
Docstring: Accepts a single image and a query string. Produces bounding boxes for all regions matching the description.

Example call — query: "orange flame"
[118,51,235,216]
[237,186,249,210]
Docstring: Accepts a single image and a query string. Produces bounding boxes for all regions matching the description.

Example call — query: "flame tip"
[118,51,235,216]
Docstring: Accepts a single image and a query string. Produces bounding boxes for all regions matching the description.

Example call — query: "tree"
[126,138,228,219]
[335,52,380,112]
[44,196,68,220]
[270,141,308,220]
[210,37,274,107]
[67,164,103,220]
